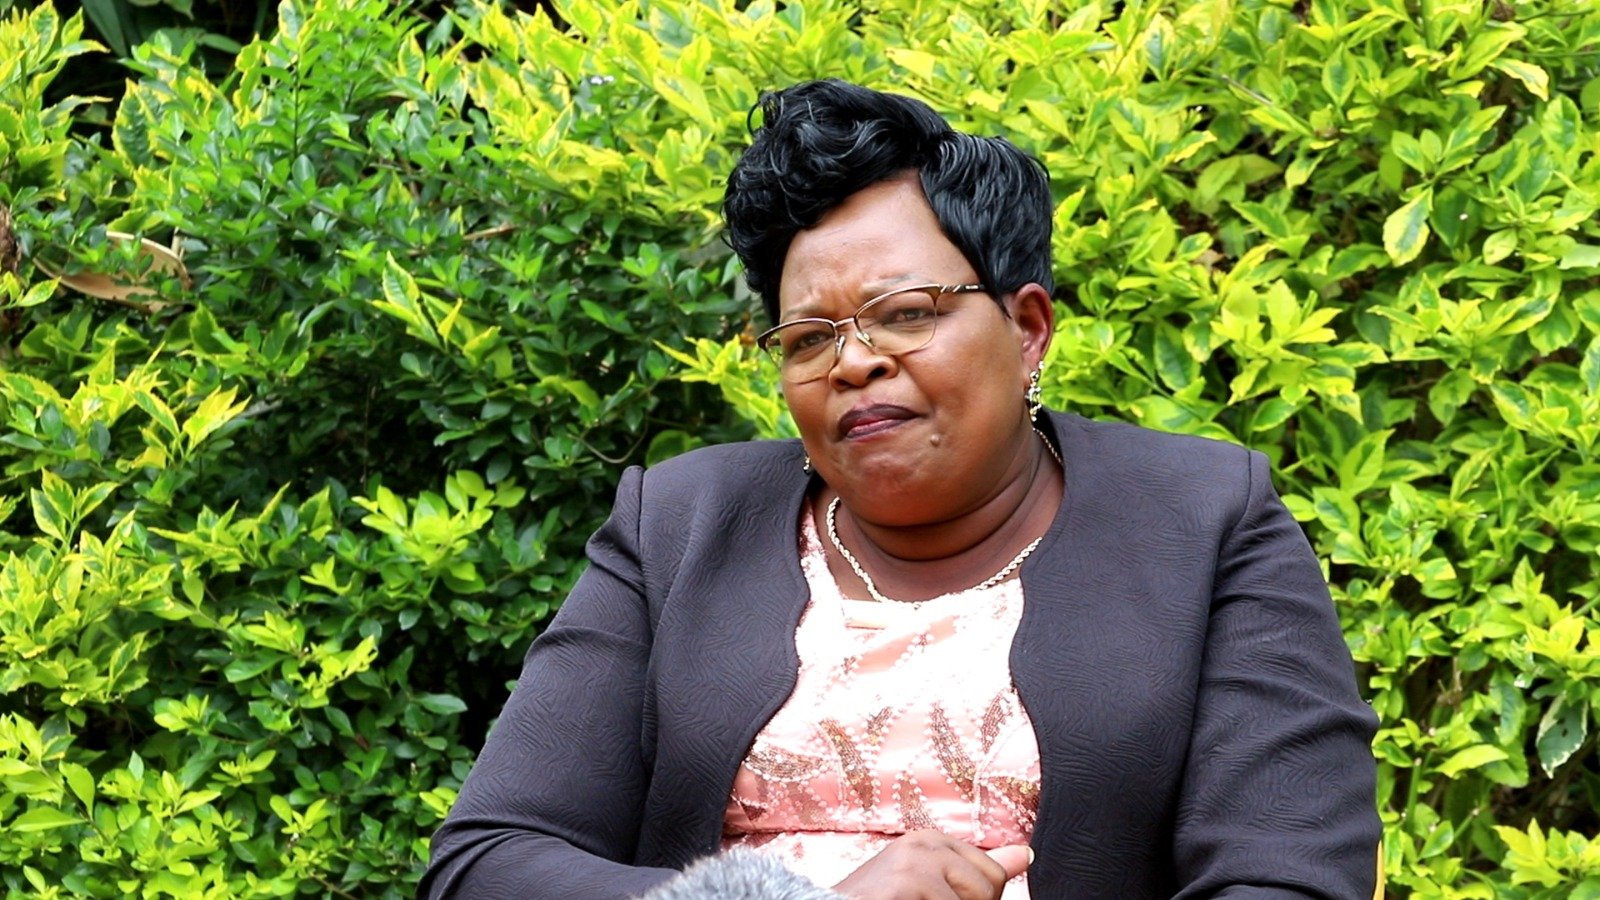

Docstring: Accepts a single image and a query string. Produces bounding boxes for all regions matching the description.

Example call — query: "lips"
[837,403,916,439]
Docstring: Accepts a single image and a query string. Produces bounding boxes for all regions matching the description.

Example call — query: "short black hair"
[723,79,1054,324]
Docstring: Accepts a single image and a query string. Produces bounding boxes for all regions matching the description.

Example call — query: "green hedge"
[2,0,1597,895]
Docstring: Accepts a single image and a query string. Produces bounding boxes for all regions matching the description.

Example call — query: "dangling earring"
[1025,366,1043,420]
[802,455,813,474]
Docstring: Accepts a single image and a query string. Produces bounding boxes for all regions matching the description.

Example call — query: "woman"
[421,80,1379,899]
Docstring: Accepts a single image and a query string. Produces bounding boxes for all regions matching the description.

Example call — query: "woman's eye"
[894,308,932,322]
[786,329,831,353]
[879,304,935,325]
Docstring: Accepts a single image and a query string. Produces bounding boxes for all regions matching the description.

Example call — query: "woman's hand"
[831,830,1032,899]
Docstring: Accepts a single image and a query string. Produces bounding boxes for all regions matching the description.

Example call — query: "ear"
[1006,282,1055,375]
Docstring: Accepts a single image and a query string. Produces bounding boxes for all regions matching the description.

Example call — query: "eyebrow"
[781,275,927,322]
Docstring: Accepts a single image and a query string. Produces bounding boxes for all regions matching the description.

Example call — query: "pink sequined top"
[721,511,1040,897]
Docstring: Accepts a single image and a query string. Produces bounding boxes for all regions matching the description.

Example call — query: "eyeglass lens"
[768,288,940,382]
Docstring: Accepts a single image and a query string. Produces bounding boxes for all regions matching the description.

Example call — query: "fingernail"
[1027,848,1036,864]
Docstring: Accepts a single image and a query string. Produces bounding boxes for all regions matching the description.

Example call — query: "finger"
[984,845,1033,880]
[941,843,1012,899]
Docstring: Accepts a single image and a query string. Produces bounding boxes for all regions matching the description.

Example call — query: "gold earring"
[802,455,813,474]
[1026,367,1043,420]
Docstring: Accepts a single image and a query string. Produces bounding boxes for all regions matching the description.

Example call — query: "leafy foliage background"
[1,0,1598,895]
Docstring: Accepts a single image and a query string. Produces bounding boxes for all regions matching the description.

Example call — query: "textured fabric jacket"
[421,411,1380,899]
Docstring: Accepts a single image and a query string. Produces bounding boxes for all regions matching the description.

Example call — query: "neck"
[824,430,1063,600]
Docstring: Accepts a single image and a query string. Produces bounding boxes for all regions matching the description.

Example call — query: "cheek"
[926,334,1021,408]
[781,383,828,438]
[939,372,1011,421]
[934,374,1022,454]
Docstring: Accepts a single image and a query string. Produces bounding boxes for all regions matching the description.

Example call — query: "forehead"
[778,176,971,319]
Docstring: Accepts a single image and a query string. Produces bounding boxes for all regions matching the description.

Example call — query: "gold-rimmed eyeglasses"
[756,283,988,384]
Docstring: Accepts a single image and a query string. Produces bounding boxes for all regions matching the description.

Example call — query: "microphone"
[637,848,843,900]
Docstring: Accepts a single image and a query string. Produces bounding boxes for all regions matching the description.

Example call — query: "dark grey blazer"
[421,411,1380,899]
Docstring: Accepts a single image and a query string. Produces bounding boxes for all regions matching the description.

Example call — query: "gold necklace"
[825,426,1061,604]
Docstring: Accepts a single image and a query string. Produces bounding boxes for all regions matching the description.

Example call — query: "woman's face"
[777,174,1052,527]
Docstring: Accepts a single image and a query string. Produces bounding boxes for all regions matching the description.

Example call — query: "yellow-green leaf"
[885,47,939,80]
[1490,59,1549,101]
[1436,744,1509,778]
[9,807,84,832]
[1483,229,1518,265]
[182,388,250,451]
[1383,192,1432,265]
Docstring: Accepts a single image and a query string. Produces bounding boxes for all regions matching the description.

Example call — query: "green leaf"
[0,759,32,777]
[181,388,249,451]
[646,429,701,466]
[1581,336,1600,395]
[1284,154,1318,189]
[1419,819,1456,858]
[0,277,59,309]
[223,656,278,683]
[1153,322,1197,391]
[78,0,127,57]
[415,693,468,715]
[29,470,73,542]
[1535,695,1588,776]
[60,763,95,818]
[537,376,600,417]
[1321,46,1354,106]
[561,0,603,34]
[1494,822,1540,861]
[1491,383,1534,429]
[1490,59,1550,101]
[1558,244,1600,271]
[1383,191,1432,265]
[1249,397,1299,432]
[1390,132,1429,175]
[886,47,938,80]
[1438,107,1504,173]
[1435,744,1508,777]
[8,807,84,832]
[1427,368,1477,426]
[1483,230,1518,265]
[1338,430,1390,495]
[1031,101,1072,140]
[375,253,441,348]
[1245,104,1312,138]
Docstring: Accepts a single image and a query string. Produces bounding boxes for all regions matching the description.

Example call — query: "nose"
[832,327,875,357]
[828,322,893,386]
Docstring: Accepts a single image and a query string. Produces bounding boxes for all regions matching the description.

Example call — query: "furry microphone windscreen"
[636,848,844,900]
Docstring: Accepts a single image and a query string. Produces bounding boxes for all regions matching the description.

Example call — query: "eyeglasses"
[756,283,988,384]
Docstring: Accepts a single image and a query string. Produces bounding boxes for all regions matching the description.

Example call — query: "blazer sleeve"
[419,466,677,899]
[1172,450,1380,899]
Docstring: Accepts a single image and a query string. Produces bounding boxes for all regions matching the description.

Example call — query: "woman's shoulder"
[635,438,807,502]
[1049,411,1263,504]
[619,440,808,592]
[1054,410,1252,462]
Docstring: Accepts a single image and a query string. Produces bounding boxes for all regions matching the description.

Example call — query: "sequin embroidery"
[721,509,1041,898]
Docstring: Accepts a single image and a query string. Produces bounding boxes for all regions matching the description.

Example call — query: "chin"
[832,472,941,523]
